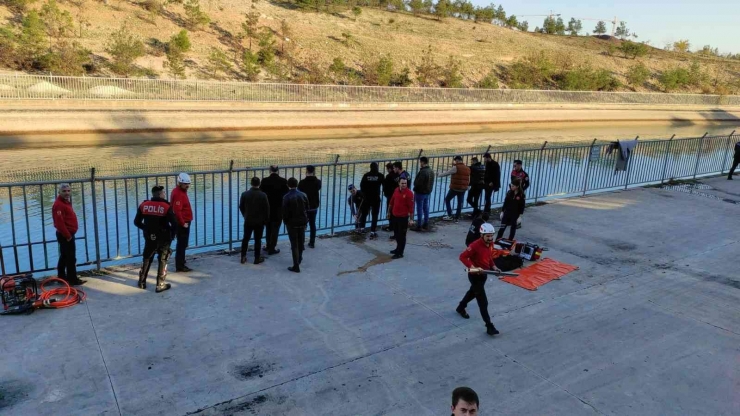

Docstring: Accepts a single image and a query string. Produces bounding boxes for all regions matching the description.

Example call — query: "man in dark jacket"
[347,184,368,233]
[360,162,384,239]
[260,165,289,255]
[728,141,740,180]
[239,177,269,265]
[382,162,398,232]
[298,165,322,248]
[467,156,486,217]
[511,160,530,192]
[282,177,309,273]
[413,156,434,231]
[483,152,501,214]
[134,185,177,292]
[393,161,411,185]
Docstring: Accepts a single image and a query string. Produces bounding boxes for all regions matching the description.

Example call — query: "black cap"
[454,155,463,161]
[151,185,164,194]
[483,152,491,158]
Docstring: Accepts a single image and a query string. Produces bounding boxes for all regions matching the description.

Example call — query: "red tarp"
[500,258,579,291]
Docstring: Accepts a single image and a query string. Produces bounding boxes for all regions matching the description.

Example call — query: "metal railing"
[0,132,737,275]
[1,74,739,105]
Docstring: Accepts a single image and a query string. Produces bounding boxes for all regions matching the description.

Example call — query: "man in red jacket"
[52,184,85,286]
[457,223,504,336]
[388,178,414,259]
[171,173,194,272]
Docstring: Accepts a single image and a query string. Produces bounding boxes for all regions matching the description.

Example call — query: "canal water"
[0,124,737,275]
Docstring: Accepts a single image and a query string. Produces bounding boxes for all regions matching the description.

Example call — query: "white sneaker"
[442,215,454,221]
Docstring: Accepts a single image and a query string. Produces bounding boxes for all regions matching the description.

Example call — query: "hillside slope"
[1,0,739,93]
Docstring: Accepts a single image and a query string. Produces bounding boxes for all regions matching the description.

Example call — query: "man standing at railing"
[360,162,384,240]
[239,177,269,265]
[467,156,486,218]
[483,152,501,214]
[261,165,289,255]
[382,163,398,233]
[388,178,414,259]
[171,173,194,272]
[728,141,740,180]
[283,178,309,273]
[439,156,471,223]
[134,186,177,292]
[413,156,434,232]
[511,160,530,192]
[52,183,86,286]
[298,165,322,248]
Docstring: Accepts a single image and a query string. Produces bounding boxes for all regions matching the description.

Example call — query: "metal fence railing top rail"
[1,74,739,105]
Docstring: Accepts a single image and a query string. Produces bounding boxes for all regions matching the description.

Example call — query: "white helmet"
[479,223,496,235]
[177,172,191,184]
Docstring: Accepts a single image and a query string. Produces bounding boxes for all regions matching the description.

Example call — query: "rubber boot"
[138,259,151,289]
[156,248,172,293]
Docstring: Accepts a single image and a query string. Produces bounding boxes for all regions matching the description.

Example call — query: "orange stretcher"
[499,258,578,291]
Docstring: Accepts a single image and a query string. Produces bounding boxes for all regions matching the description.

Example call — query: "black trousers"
[459,273,492,325]
[497,221,517,240]
[467,185,484,215]
[56,232,77,282]
[287,226,305,267]
[265,219,282,251]
[140,236,172,286]
[175,223,191,270]
[729,156,740,179]
[484,185,496,213]
[392,215,409,255]
[307,210,318,245]
[367,197,381,232]
[241,223,264,261]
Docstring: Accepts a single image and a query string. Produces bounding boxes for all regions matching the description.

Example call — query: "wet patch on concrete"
[0,379,34,410]
[605,241,638,252]
[662,183,740,205]
[337,243,393,276]
[186,393,282,415]
[229,362,274,381]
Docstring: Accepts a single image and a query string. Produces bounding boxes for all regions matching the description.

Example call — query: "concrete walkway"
[1,176,739,415]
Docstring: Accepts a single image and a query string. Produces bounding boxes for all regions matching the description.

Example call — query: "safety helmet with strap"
[177,172,191,184]
[479,222,496,235]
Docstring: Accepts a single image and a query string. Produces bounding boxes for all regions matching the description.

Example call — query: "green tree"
[206,47,232,78]
[658,67,689,92]
[241,11,259,50]
[494,5,505,25]
[329,57,346,82]
[517,21,529,32]
[257,27,276,66]
[626,63,650,87]
[17,10,47,69]
[554,17,565,35]
[40,40,90,75]
[614,21,630,39]
[618,40,648,59]
[505,15,518,29]
[183,0,210,30]
[474,5,494,23]
[506,51,555,89]
[40,0,74,45]
[390,67,412,87]
[165,48,187,78]
[440,55,463,87]
[542,16,556,34]
[408,0,423,15]
[687,61,706,87]
[566,18,582,36]
[422,0,433,13]
[477,70,499,89]
[105,24,145,76]
[241,49,261,81]
[352,6,362,18]
[593,20,607,35]
[169,30,191,53]
[415,45,440,86]
[279,19,292,54]
[364,55,394,86]
[434,0,450,21]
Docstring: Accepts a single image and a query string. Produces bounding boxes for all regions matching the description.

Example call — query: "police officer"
[134,185,177,293]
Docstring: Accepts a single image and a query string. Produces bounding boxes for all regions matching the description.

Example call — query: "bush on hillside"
[626,63,651,87]
[390,67,413,87]
[364,55,394,86]
[441,55,463,88]
[38,40,90,75]
[506,52,555,89]
[183,0,210,30]
[105,24,146,76]
[557,67,620,91]
[658,67,690,92]
[206,47,233,79]
[241,49,261,81]
[477,71,499,89]
[618,41,648,59]
[415,45,441,87]
[169,30,191,53]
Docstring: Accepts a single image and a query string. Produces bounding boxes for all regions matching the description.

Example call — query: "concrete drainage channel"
[661,183,740,205]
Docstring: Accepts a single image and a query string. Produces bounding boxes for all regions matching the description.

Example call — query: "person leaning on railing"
[52,183,86,286]
[439,155,471,223]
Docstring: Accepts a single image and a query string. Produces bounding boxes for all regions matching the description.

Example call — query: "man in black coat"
[298,165,322,248]
[260,165,289,255]
[134,185,177,292]
[282,178,309,273]
[359,162,384,239]
[239,177,269,265]
[467,156,486,217]
[382,162,398,232]
[729,141,740,180]
[483,152,501,214]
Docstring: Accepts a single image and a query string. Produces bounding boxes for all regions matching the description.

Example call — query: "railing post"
[624,136,638,189]
[228,160,234,255]
[582,139,597,196]
[90,168,102,270]
[693,132,708,179]
[329,155,340,236]
[660,134,675,184]
[533,141,547,203]
[721,130,736,174]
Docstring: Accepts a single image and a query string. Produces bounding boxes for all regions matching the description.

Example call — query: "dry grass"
[1,1,738,92]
